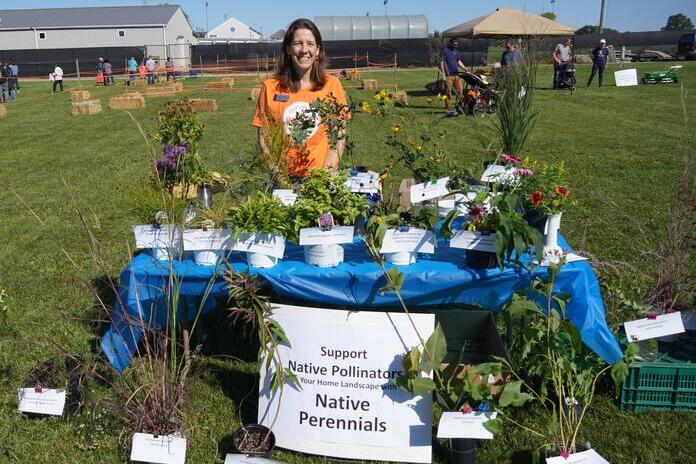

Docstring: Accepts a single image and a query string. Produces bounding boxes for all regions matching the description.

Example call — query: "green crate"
[620,362,696,412]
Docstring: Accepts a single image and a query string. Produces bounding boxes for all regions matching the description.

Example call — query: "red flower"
[461,405,474,414]
[647,312,657,320]
[560,449,570,459]
[501,153,522,165]
[554,185,569,198]
[530,190,545,206]
[34,385,43,394]
[516,167,533,177]
[469,203,488,223]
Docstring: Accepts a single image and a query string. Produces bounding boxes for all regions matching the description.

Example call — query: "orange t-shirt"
[252,74,348,177]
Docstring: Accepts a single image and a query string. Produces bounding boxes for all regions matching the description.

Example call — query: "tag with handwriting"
[232,232,286,259]
[130,433,187,464]
[449,231,496,252]
[436,411,497,440]
[380,228,434,254]
[182,228,230,251]
[410,177,450,203]
[546,448,609,464]
[299,226,354,245]
[272,189,297,206]
[18,388,66,416]
[624,311,685,342]
[133,225,178,249]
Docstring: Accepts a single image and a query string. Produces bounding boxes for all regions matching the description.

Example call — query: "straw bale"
[131,79,147,88]
[206,81,234,90]
[70,90,91,102]
[350,69,361,80]
[250,86,261,100]
[109,94,146,109]
[392,90,408,106]
[221,77,235,85]
[0,105,6,118]
[188,98,218,113]
[362,79,378,90]
[162,81,183,92]
[145,88,177,97]
[72,99,102,116]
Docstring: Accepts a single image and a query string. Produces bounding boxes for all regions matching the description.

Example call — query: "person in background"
[145,56,157,85]
[96,57,104,85]
[138,61,147,80]
[165,57,175,81]
[0,63,9,102]
[252,18,349,177]
[128,56,138,83]
[501,41,522,69]
[440,37,465,117]
[52,63,64,93]
[587,39,609,87]
[8,59,19,97]
[553,38,572,89]
[103,58,114,86]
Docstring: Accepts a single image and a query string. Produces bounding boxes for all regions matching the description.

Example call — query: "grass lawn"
[0,62,695,463]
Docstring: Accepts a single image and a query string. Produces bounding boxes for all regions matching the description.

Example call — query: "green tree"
[575,24,619,35]
[540,11,557,21]
[662,14,694,31]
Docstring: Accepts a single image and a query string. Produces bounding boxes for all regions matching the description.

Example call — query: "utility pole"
[550,0,556,15]
[384,0,388,17]
[599,0,607,34]
[205,1,209,34]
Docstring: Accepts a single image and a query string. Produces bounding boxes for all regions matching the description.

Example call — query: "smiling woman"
[252,18,348,178]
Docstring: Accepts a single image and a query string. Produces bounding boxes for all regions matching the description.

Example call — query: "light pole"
[384,0,388,16]
[204,1,209,34]
[551,0,556,15]
[599,0,607,34]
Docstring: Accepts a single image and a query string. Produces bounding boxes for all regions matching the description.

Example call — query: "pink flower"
[469,203,488,223]
[560,449,570,459]
[461,405,473,414]
[34,385,43,394]
[516,167,533,177]
[501,153,522,165]
[647,312,657,320]
[665,307,674,314]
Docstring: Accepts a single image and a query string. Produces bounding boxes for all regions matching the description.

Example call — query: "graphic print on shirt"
[283,101,321,143]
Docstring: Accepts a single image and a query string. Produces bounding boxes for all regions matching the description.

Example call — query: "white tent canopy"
[443,8,574,38]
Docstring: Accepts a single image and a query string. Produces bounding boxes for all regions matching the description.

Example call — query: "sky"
[3,0,696,36]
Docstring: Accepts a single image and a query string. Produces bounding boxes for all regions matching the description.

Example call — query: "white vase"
[304,244,344,267]
[151,247,171,261]
[384,251,417,265]
[544,213,563,252]
[247,252,278,268]
[194,250,221,266]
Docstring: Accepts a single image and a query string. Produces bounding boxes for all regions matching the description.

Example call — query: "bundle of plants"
[183,196,232,266]
[227,193,291,268]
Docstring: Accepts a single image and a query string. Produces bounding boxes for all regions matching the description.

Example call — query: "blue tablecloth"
[101,234,623,372]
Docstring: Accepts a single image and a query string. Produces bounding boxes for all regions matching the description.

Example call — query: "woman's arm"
[324,128,346,170]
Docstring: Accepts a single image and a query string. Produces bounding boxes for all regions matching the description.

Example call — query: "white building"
[205,17,262,42]
[0,5,196,66]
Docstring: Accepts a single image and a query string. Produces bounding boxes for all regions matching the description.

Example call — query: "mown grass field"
[0,61,695,463]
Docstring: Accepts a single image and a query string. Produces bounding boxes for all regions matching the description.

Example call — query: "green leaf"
[381,267,405,293]
[424,323,447,369]
[499,380,533,407]
[409,376,437,395]
[483,416,503,435]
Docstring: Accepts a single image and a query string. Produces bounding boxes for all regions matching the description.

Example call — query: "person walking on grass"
[165,57,175,81]
[52,63,64,93]
[587,39,609,87]
[440,37,465,117]
[553,38,572,89]
[145,56,157,85]
[8,59,19,98]
[0,63,9,102]
[128,56,138,83]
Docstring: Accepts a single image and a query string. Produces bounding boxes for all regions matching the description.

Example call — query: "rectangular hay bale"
[392,90,408,105]
[188,98,218,113]
[0,105,6,118]
[109,94,146,110]
[362,79,378,90]
[221,77,235,85]
[70,90,91,102]
[131,79,147,88]
[350,69,361,80]
[162,81,183,92]
[145,88,177,97]
[72,99,102,116]
[250,86,261,100]
[205,81,234,90]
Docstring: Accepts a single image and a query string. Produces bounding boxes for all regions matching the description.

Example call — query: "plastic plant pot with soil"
[233,424,276,456]
[449,438,477,464]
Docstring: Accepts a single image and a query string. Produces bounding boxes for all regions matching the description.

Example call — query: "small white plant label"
[546,448,609,464]
[272,189,297,206]
[224,454,280,464]
[299,226,354,246]
[232,232,286,259]
[436,411,497,440]
[182,228,230,251]
[480,165,517,184]
[17,388,65,416]
[624,311,685,342]
[346,171,380,194]
[380,228,435,254]
[449,231,497,252]
[410,177,450,203]
[130,433,187,464]
[133,225,178,249]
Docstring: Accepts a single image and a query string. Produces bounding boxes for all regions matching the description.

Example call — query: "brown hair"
[275,18,327,92]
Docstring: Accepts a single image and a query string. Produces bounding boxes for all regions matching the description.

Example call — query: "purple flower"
[155,141,189,174]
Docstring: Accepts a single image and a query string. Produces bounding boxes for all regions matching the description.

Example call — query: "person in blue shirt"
[128,57,138,83]
[440,37,465,117]
[8,59,18,99]
[587,39,609,87]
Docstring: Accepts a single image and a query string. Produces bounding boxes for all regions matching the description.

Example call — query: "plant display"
[290,169,369,242]
[365,204,439,253]
[285,95,351,152]
[126,184,188,225]
[259,119,293,189]
[227,193,290,237]
[520,160,571,216]
[188,195,232,230]
[495,61,538,157]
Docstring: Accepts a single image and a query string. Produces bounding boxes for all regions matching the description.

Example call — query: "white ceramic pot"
[544,212,563,253]
[151,247,171,261]
[194,250,221,266]
[384,251,417,265]
[247,252,278,268]
[304,244,344,267]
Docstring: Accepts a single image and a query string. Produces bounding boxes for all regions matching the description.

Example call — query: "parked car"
[678,32,696,60]
[630,49,674,62]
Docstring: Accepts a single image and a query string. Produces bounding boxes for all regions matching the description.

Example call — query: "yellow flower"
[361,101,372,113]
[391,124,402,133]
[375,216,383,225]
[409,140,423,152]
[437,93,449,101]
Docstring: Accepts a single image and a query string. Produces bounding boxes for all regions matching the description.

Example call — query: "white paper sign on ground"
[410,177,450,203]
[258,304,434,463]
[480,165,517,184]
[17,388,65,416]
[133,225,178,249]
[272,189,297,206]
[624,311,685,342]
[380,229,435,254]
[449,231,497,252]
[130,433,186,464]
[346,171,381,194]
[546,448,609,464]
[299,226,354,246]
[614,68,638,87]
[182,228,230,251]
[232,232,286,259]
[436,411,498,440]
[224,454,281,464]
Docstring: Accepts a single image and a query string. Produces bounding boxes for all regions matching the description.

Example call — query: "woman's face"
[288,28,319,75]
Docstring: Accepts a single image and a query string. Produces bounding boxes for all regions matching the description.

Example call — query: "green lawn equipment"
[640,65,682,84]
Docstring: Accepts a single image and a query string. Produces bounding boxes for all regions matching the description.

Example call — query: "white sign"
[258,304,434,463]
[624,311,685,342]
[299,226,354,246]
[182,228,230,251]
[480,165,517,184]
[272,189,297,206]
[224,455,281,464]
[614,68,638,87]
[436,411,498,440]
[541,251,587,267]
[17,388,65,416]
[346,171,381,194]
[546,448,609,464]
[133,225,178,249]
[449,231,497,252]
[380,228,435,254]
[130,433,186,464]
[410,177,450,204]
[232,232,286,259]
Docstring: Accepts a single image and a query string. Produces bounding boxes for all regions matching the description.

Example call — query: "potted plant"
[442,191,544,270]
[183,197,231,266]
[227,193,290,268]
[290,169,369,267]
[365,204,439,265]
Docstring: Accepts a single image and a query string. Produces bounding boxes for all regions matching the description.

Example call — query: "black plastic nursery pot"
[466,250,498,269]
[232,424,276,456]
[449,438,477,464]
[523,210,548,235]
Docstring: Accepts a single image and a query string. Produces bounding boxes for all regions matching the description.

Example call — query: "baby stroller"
[555,61,576,93]
[457,70,497,116]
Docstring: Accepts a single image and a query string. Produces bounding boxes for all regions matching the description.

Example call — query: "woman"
[103,58,114,86]
[252,18,348,177]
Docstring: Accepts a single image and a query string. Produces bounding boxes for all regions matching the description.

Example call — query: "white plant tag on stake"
[224,454,282,464]
[182,228,230,251]
[299,226,354,246]
[480,165,517,184]
[546,448,610,464]
[346,171,381,194]
[410,177,450,203]
[272,189,297,206]
[133,225,178,249]
[624,311,685,342]
[130,433,187,464]
[17,388,66,416]
[380,229,434,254]
[232,232,286,259]
[449,231,497,252]
[436,411,497,440]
